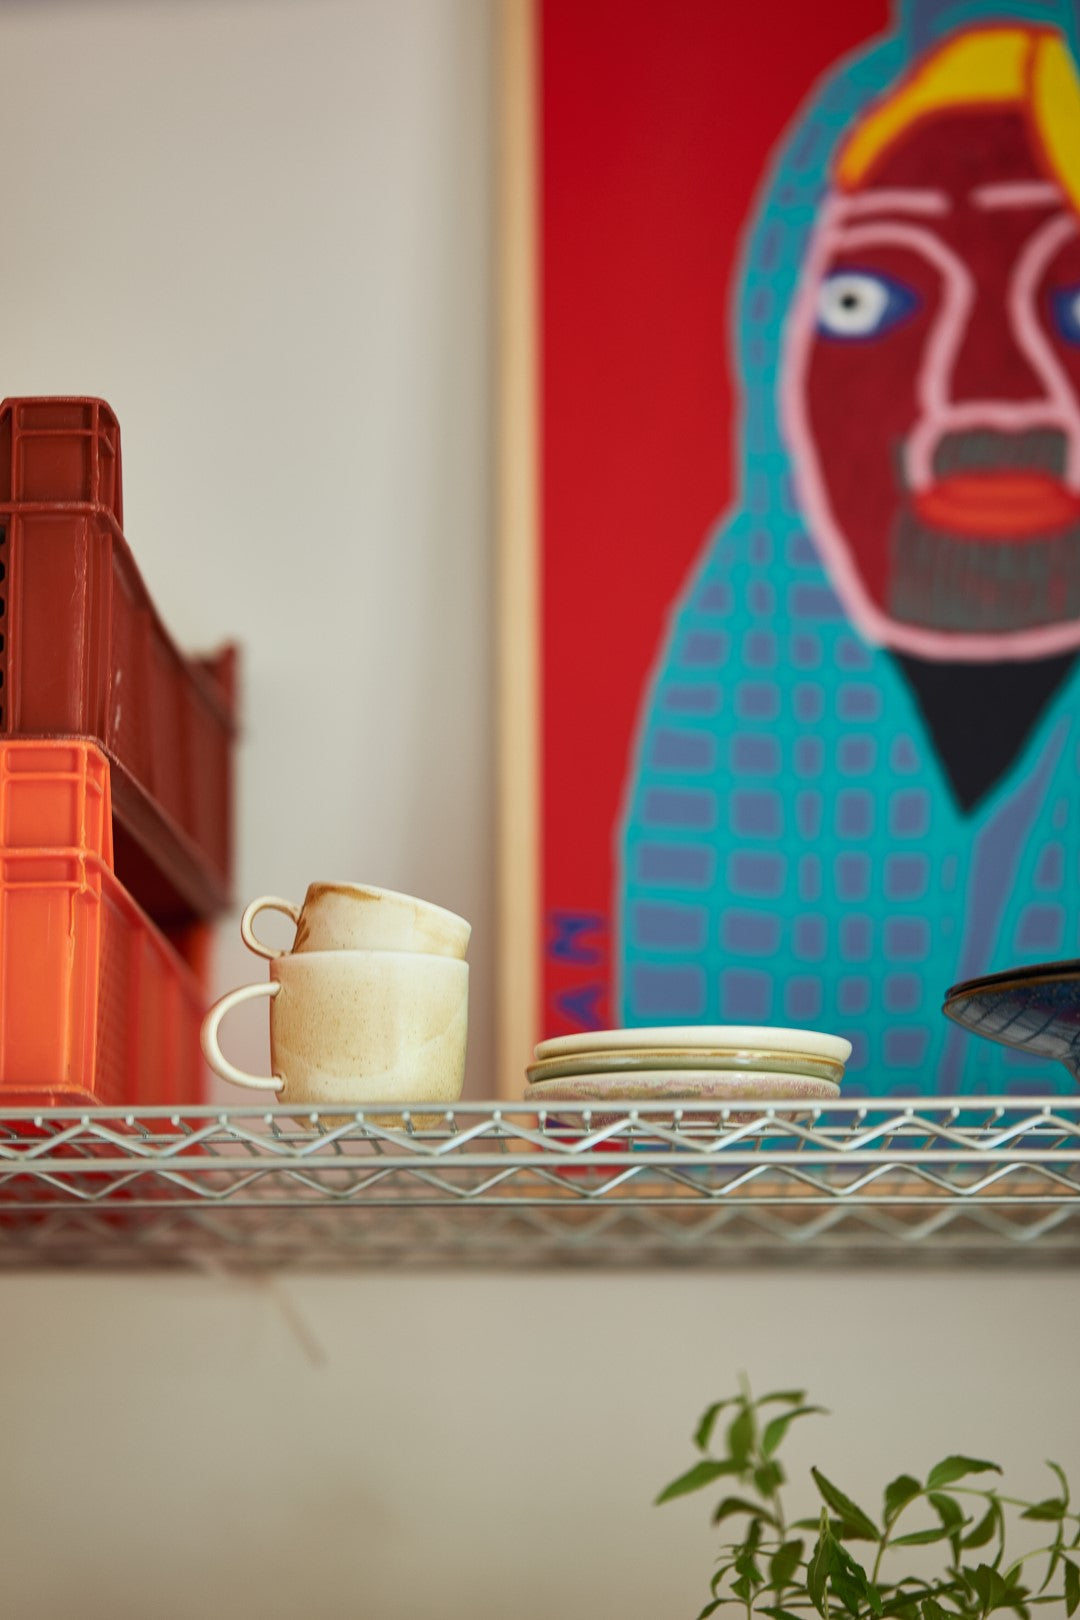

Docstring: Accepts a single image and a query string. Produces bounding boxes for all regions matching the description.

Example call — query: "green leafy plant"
[657,1380,1080,1619]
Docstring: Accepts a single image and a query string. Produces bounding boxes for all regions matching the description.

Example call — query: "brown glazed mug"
[240,882,471,961]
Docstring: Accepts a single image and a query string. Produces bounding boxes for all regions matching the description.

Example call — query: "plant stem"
[872,1492,918,1587]
[953,1487,1078,1516]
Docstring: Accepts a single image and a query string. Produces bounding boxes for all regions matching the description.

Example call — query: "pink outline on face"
[781,194,1080,661]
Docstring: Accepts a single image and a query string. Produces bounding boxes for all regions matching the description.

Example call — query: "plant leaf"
[1048,1461,1071,1510]
[827,1538,883,1618]
[966,1562,1009,1611]
[1038,1532,1064,1595]
[755,1461,786,1498]
[655,1458,737,1504]
[758,1389,809,1406]
[926,1456,1001,1491]
[763,1406,828,1457]
[812,1467,881,1541]
[875,1588,931,1619]
[734,1551,764,1589]
[727,1407,756,1468]
[1000,1562,1030,1614]
[884,1474,923,1523]
[709,1562,735,1593]
[711,1495,781,1529]
[919,1601,949,1620]
[695,1602,724,1619]
[885,1578,935,1596]
[760,1609,807,1620]
[832,1568,866,1616]
[807,1523,831,1616]
[962,1503,998,1550]
[928,1492,967,1534]
[892,1525,952,1547]
[693,1401,732,1453]
[1020,1497,1067,1522]
[769,1539,805,1591]
[1064,1557,1080,1617]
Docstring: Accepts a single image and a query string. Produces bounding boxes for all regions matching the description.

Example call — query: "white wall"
[0,7,1076,1619]
[4,1268,1079,1620]
[0,0,495,1098]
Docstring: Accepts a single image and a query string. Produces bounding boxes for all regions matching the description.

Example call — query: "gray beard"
[887,506,1080,634]
[886,425,1080,634]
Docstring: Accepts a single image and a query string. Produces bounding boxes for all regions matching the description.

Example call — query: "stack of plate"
[524,1025,851,1117]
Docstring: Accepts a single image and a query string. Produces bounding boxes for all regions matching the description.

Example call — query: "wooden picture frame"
[495,0,539,1099]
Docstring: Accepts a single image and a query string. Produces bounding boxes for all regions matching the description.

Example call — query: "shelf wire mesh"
[0,1097,1078,1268]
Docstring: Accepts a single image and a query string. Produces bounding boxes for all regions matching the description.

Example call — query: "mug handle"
[241,896,302,959]
[201,981,284,1092]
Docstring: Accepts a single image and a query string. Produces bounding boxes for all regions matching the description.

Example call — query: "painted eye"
[1051,284,1080,345]
[816,270,919,340]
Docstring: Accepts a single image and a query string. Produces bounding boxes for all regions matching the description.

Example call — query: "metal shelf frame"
[1,1096,1079,1270]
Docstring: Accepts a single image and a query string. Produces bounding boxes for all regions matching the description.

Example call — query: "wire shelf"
[1,1097,1079,1270]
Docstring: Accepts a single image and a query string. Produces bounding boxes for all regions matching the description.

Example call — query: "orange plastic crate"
[0,848,206,1108]
[0,739,113,862]
[0,736,212,991]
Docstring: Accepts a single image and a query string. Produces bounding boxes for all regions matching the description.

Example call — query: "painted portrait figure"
[617,1,1080,1093]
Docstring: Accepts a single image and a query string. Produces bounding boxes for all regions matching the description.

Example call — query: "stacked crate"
[0,398,237,1107]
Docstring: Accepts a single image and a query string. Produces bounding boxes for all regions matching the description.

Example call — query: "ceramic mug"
[201,949,469,1108]
[240,882,471,961]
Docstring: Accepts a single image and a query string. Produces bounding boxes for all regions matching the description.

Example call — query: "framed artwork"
[496,0,1080,1099]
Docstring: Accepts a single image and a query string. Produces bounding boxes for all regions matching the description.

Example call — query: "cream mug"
[241,882,471,961]
[201,949,469,1108]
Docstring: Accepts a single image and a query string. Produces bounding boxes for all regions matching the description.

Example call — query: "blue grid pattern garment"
[616,0,1080,1097]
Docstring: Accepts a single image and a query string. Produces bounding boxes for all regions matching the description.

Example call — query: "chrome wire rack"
[1,1097,1079,1270]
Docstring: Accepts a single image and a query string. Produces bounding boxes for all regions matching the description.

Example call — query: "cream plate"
[526,1047,845,1085]
[534,1025,851,1064]
[525,1070,840,1127]
[526,1070,841,1103]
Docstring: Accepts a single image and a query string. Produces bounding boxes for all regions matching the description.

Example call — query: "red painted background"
[540,0,892,1034]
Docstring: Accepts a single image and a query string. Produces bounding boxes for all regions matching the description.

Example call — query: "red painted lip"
[913,472,1080,539]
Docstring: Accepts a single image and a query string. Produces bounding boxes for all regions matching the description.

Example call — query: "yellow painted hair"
[836,26,1080,215]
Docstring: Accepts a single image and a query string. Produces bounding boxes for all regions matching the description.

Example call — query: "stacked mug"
[201,884,471,1116]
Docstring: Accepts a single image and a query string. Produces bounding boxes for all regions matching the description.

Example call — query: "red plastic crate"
[0,397,239,924]
[0,397,122,522]
[0,847,206,1108]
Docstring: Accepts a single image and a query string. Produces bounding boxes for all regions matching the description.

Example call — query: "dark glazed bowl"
[942,959,1080,1081]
